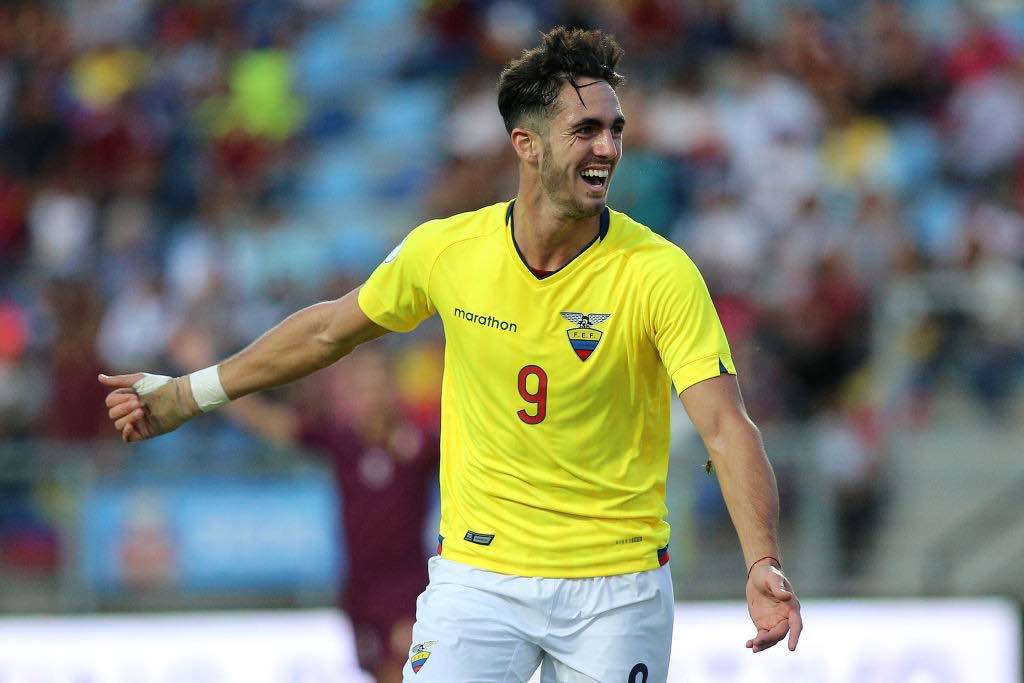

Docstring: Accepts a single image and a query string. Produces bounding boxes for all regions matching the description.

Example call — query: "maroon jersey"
[299,417,438,623]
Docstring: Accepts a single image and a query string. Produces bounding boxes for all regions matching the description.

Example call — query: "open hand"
[99,373,197,442]
[746,563,802,653]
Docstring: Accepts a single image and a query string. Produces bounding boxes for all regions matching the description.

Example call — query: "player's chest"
[434,263,648,368]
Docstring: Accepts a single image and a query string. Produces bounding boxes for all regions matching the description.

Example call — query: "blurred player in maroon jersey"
[223,347,439,683]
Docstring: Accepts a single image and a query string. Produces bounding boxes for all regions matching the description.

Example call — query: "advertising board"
[79,477,341,592]
[0,599,1017,683]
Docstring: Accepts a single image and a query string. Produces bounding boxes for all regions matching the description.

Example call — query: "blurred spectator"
[673,186,765,296]
[1,80,70,183]
[945,66,1024,178]
[0,172,29,262]
[813,404,884,576]
[45,279,110,439]
[773,5,852,112]
[842,191,911,291]
[944,7,1017,85]
[68,0,150,50]
[27,171,96,277]
[0,300,46,439]
[961,210,1024,417]
[443,68,508,161]
[96,271,174,372]
[644,68,722,161]
[714,43,824,231]
[856,0,946,118]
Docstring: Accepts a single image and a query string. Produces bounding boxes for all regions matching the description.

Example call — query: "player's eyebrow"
[569,115,626,130]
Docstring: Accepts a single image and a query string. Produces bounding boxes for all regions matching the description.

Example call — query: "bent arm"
[679,374,780,571]
[681,373,803,652]
[219,287,388,399]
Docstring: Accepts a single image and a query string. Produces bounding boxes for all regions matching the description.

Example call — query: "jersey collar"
[505,200,609,281]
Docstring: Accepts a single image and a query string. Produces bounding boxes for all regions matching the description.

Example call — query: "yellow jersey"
[358,201,735,577]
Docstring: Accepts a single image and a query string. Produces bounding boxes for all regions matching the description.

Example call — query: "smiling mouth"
[579,168,610,190]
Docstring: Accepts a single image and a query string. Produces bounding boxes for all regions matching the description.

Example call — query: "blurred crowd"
[2,0,1024,586]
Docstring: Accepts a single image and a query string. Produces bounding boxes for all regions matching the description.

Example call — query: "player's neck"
[512,191,601,273]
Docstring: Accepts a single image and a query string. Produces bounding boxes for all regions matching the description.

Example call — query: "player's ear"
[511,127,540,165]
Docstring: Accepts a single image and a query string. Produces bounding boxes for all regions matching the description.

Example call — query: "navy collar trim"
[505,200,609,280]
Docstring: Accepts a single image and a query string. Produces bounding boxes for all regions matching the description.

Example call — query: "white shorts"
[403,556,674,683]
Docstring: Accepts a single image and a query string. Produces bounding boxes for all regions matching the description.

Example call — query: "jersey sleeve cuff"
[356,287,418,333]
[671,353,736,395]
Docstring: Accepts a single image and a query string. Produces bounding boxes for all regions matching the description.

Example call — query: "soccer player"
[220,349,438,683]
[100,27,802,683]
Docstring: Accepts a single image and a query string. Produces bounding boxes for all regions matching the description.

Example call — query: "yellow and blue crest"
[410,641,436,674]
[561,312,611,361]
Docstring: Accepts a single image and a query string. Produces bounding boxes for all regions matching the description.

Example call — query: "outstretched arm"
[679,374,803,653]
[100,287,388,442]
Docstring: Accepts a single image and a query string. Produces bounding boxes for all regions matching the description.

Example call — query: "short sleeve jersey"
[358,201,735,578]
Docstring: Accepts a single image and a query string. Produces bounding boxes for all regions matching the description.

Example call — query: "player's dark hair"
[497,27,624,135]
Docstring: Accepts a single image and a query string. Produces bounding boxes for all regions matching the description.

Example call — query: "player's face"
[539,79,624,219]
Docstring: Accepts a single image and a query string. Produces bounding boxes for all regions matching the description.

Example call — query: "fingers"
[99,373,145,389]
[122,422,139,442]
[787,601,803,651]
[109,393,146,441]
[747,618,790,653]
[106,386,157,442]
[107,392,154,439]
[110,393,148,436]
[121,415,153,442]
[105,388,138,408]
[108,398,140,422]
[114,408,146,433]
[746,566,801,654]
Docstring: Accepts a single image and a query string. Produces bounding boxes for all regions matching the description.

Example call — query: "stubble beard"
[539,141,603,221]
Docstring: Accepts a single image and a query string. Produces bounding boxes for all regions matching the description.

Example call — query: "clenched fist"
[99,373,201,442]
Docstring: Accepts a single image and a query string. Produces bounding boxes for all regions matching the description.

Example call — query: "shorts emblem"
[410,640,437,674]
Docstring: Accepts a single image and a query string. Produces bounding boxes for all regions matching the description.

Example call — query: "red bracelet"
[746,555,781,579]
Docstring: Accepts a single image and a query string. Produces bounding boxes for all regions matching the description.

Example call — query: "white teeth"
[581,169,609,178]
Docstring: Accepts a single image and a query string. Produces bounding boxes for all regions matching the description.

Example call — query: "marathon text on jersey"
[454,307,518,333]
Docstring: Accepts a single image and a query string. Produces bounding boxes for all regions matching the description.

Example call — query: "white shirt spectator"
[947,71,1024,176]
[28,187,96,276]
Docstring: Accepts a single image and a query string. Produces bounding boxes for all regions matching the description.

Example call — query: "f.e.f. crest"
[410,641,437,674]
[561,312,611,361]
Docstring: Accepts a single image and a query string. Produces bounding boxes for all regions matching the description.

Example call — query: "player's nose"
[593,129,619,160]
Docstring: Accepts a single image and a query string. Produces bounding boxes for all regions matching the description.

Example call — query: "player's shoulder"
[406,201,508,251]
[382,202,507,269]
[606,208,699,274]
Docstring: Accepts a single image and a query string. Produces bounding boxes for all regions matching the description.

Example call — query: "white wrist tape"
[132,373,173,395]
[189,365,230,413]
